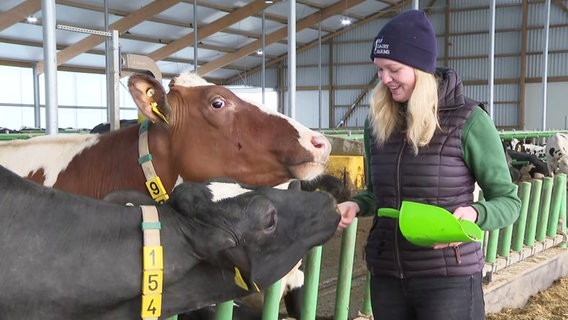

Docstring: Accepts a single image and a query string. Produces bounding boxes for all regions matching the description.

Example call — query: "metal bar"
[547,174,566,237]
[301,246,323,320]
[359,272,373,317]
[288,0,296,118]
[512,181,532,251]
[333,217,358,320]
[108,30,120,131]
[262,279,282,320]
[42,0,58,135]
[214,301,233,320]
[541,0,551,130]
[488,0,495,118]
[536,177,554,241]
[56,23,112,37]
[524,179,543,247]
[485,229,499,264]
[32,64,41,128]
[193,0,198,72]
[262,8,266,105]
[318,17,322,129]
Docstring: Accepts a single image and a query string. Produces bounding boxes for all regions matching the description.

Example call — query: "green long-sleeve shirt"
[351,106,521,231]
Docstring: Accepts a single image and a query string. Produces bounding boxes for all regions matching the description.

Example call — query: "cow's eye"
[211,99,225,109]
[264,209,277,233]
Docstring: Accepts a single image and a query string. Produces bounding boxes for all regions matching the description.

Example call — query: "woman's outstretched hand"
[337,201,360,231]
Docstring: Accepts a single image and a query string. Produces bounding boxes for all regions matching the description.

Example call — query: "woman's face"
[374,58,416,102]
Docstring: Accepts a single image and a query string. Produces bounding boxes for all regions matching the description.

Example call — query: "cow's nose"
[311,134,331,155]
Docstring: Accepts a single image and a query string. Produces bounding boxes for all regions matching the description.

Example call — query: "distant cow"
[0,165,340,320]
[509,138,546,159]
[546,133,568,175]
[507,150,550,179]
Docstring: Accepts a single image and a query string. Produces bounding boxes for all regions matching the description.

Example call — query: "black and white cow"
[0,165,340,320]
[546,133,568,175]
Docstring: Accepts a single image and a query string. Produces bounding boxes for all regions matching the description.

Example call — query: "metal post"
[536,177,554,241]
[108,30,120,131]
[32,64,41,128]
[287,0,296,118]
[488,0,496,118]
[318,18,322,129]
[261,8,266,105]
[547,174,566,237]
[485,229,499,264]
[334,217,358,320]
[214,301,233,320]
[524,179,543,247]
[41,0,58,134]
[541,0,551,130]
[412,0,419,10]
[193,0,198,73]
[301,246,323,320]
[262,279,282,320]
[512,181,532,251]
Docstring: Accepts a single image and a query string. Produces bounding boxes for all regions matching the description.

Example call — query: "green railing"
[212,173,567,320]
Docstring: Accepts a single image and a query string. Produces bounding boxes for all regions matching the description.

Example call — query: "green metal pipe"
[262,279,282,320]
[547,174,567,237]
[561,184,567,249]
[301,246,323,320]
[524,179,543,247]
[485,229,500,264]
[512,182,532,251]
[536,177,554,241]
[214,301,233,320]
[359,272,373,317]
[498,224,514,257]
[333,217,358,320]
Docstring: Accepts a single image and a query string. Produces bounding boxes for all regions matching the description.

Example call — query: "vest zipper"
[453,245,462,264]
[395,140,406,278]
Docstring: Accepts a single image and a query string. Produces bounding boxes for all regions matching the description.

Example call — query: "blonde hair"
[368,69,439,155]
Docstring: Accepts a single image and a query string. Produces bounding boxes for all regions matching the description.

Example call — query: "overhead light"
[26,16,38,24]
[256,49,264,56]
[265,0,274,3]
[340,17,352,26]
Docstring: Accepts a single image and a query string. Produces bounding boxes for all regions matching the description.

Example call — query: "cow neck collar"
[140,205,164,320]
[138,119,170,203]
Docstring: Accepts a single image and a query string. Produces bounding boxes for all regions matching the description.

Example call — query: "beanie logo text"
[373,36,390,56]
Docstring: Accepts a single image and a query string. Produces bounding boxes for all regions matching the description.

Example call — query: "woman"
[337,10,521,320]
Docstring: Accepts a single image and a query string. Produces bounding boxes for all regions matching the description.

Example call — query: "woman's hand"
[337,201,360,231]
[432,206,478,249]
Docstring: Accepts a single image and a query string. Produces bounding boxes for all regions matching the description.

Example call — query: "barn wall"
[524,82,568,130]
[231,1,568,131]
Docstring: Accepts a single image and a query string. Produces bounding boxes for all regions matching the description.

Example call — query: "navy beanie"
[370,10,437,73]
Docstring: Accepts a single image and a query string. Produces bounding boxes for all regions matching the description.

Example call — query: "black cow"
[0,165,340,320]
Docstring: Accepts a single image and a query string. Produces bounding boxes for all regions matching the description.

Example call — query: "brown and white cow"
[0,72,331,199]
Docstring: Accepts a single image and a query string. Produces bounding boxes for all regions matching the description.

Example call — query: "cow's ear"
[128,73,171,125]
[168,183,205,215]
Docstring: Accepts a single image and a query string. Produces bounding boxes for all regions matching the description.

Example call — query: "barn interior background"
[1,0,568,319]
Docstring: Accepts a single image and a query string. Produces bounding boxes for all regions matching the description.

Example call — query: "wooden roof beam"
[197,0,365,76]
[35,0,182,74]
[0,0,41,32]
[148,0,270,61]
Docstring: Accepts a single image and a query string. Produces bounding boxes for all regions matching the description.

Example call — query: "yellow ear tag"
[233,267,260,292]
[150,101,170,125]
[234,267,249,290]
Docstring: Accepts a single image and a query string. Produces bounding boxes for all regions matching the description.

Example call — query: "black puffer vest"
[365,68,485,278]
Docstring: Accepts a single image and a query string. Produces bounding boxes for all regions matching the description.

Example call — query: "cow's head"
[168,178,340,291]
[127,73,331,187]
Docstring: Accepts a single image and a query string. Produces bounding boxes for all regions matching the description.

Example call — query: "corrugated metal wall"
[232,1,568,130]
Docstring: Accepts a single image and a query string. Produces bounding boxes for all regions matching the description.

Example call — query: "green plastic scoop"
[398,201,483,247]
